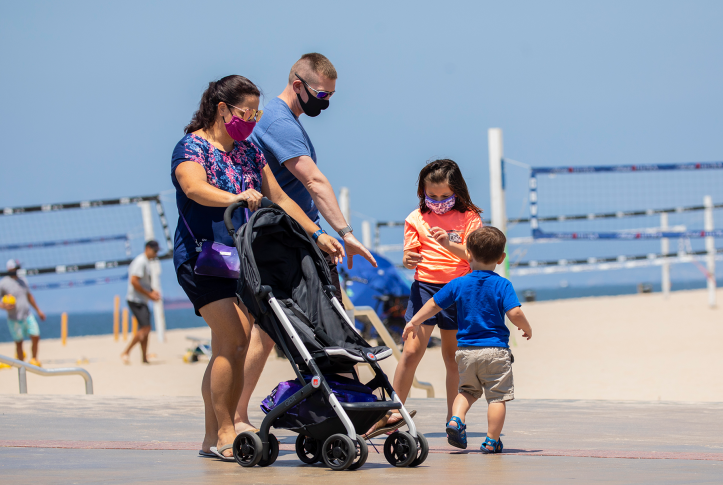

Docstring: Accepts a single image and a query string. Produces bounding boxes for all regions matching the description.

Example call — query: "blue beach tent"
[336,246,412,333]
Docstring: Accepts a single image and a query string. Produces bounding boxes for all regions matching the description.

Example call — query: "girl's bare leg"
[383,324,436,425]
[440,328,460,422]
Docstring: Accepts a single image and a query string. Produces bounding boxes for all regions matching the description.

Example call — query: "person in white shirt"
[121,240,160,364]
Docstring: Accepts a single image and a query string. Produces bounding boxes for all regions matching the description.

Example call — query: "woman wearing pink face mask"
[171,75,344,460]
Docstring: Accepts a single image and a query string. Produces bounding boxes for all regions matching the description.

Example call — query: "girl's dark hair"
[417,159,482,214]
[184,75,261,134]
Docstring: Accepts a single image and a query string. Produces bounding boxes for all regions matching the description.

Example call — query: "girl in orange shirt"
[366,159,483,436]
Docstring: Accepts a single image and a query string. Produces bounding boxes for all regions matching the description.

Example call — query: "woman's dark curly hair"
[417,159,482,215]
[184,75,261,134]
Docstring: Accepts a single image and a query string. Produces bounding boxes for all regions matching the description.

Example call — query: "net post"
[361,220,372,248]
[488,128,508,278]
[704,195,716,308]
[61,312,68,346]
[122,308,128,341]
[660,213,670,298]
[139,200,166,343]
[113,296,120,341]
[374,223,380,252]
[339,187,350,224]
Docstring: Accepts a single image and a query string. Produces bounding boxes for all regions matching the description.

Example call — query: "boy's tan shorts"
[456,347,514,403]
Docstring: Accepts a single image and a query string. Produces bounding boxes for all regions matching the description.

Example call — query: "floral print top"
[171,133,267,269]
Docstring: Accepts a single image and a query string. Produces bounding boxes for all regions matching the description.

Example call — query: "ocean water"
[2,279,720,343]
[0,307,203,343]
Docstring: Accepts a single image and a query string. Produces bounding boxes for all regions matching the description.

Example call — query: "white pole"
[704,195,716,308]
[361,220,372,249]
[339,187,350,226]
[138,201,166,343]
[488,128,507,278]
[661,213,670,298]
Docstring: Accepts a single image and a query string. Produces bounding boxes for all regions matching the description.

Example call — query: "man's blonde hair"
[288,53,338,84]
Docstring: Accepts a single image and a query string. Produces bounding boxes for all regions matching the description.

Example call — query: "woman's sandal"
[363,410,417,439]
[209,444,235,461]
[480,436,503,453]
[445,416,467,449]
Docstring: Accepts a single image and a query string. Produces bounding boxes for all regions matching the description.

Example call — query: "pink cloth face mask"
[224,115,256,141]
[425,194,456,215]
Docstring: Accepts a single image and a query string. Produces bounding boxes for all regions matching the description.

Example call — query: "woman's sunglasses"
[227,104,264,122]
[295,73,335,99]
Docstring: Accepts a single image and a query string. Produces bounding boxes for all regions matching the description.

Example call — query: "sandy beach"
[2,287,722,402]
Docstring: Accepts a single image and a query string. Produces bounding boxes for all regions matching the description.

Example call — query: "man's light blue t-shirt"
[433,270,521,347]
[249,97,320,225]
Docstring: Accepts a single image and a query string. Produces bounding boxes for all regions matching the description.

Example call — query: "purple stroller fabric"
[261,374,377,429]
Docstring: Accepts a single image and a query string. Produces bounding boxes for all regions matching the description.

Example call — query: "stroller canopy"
[235,207,391,373]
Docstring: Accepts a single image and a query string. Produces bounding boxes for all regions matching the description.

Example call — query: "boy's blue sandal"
[446,416,468,449]
[481,436,503,453]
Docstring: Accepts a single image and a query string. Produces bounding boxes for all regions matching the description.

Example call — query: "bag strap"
[179,174,252,245]
[178,210,199,246]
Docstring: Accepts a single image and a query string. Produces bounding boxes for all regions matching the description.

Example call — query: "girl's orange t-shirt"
[403,208,483,284]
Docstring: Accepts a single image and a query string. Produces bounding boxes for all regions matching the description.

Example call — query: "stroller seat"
[237,208,392,374]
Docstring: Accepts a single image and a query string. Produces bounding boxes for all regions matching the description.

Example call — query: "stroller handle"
[224,197,279,236]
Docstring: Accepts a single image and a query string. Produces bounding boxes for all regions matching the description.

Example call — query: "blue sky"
[1,0,722,313]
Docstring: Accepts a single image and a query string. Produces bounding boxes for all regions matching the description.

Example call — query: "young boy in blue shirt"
[402,226,532,453]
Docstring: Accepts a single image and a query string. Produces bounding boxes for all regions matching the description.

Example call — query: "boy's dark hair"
[416,159,482,215]
[467,226,506,264]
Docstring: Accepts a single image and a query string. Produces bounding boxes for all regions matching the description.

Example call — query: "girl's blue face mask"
[425,194,456,215]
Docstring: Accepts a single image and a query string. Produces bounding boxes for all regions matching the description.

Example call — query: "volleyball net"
[0,194,175,341]
[0,195,173,278]
[530,162,723,241]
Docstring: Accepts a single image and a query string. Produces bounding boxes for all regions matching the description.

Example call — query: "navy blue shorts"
[405,280,458,330]
[176,256,238,317]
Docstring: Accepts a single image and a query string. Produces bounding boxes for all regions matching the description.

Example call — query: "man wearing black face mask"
[241,53,377,432]
[249,53,377,283]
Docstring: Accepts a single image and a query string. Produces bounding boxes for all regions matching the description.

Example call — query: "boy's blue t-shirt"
[249,97,320,225]
[433,270,521,347]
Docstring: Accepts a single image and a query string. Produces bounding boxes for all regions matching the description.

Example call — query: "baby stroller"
[224,199,428,471]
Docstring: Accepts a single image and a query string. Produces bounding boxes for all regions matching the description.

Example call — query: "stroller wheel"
[233,431,263,467]
[321,433,356,471]
[383,431,418,467]
[258,434,279,467]
[295,435,322,464]
[409,432,429,467]
[347,435,368,471]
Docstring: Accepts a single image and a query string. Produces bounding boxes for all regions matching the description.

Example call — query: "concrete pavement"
[1,395,722,483]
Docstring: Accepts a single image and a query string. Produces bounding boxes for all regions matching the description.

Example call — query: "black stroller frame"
[224,199,429,471]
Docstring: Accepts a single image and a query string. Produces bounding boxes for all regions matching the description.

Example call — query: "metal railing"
[0,354,93,394]
[353,306,435,398]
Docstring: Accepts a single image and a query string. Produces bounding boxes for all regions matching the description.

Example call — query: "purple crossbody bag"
[179,182,250,280]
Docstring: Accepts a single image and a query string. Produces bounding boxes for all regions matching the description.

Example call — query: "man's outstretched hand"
[343,233,377,269]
